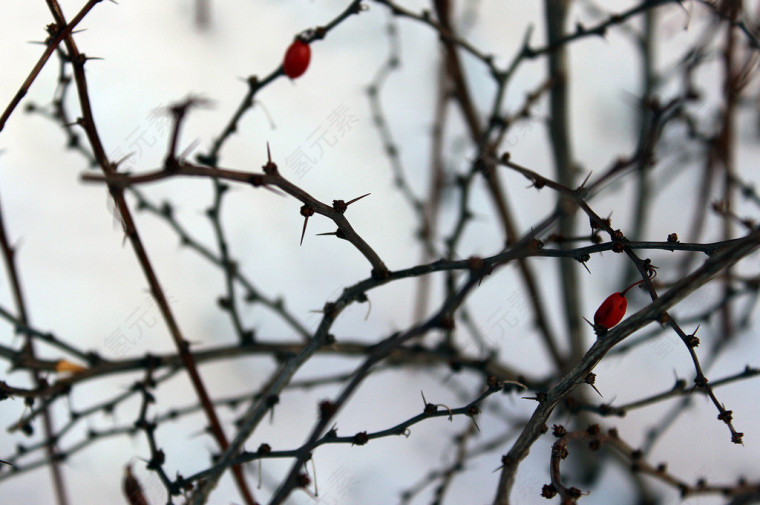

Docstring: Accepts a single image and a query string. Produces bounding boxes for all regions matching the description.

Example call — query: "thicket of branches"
[1,1,760,504]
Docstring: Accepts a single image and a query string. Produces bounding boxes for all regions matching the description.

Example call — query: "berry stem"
[621,279,644,296]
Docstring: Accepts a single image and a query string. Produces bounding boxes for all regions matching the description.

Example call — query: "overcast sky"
[1,1,758,505]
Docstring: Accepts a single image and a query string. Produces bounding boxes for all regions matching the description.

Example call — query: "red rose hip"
[593,280,644,330]
[283,39,311,79]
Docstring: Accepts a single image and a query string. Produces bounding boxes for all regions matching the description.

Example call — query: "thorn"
[263,185,286,197]
[580,260,591,274]
[579,171,592,190]
[255,99,277,130]
[345,192,371,206]
[262,141,278,174]
[316,229,346,240]
[114,152,135,169]
[179,138,202,160]
[311,457,319,497]
[299,205,315,246]
[300,216,309,246]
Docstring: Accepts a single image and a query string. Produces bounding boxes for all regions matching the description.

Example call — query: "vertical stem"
[632,8,656,241]
[0,194,69,505]
[544,0,582,364]
[627,7,657,287]
[414,46,449,322]
[43,1,255,503]
[196,0,210,29]
[717,0,740,343]
[544,0,605,489]
[433,0,565,370]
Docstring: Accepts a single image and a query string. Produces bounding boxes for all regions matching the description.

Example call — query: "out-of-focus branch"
[493,226,760,505]
[544,0,583,367]
[0,194,69,505]
[0,0,103,132]
[43,1,256,502]
[83,158,389,276]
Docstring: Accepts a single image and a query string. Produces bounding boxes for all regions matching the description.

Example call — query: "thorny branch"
[1,1,760,505]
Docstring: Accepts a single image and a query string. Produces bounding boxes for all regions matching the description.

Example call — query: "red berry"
[594,293,627,329]
[283,39,311,79]
[593,280,643,330]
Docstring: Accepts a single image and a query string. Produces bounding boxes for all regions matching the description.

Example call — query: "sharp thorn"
[346,192,371,206]
[300,216,309,246]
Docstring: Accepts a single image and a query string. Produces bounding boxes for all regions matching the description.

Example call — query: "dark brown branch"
[43,1,256,501]
[0,190,69,504]
[0,0,104,132]
[493,227,760,505]
[82,159,389,276]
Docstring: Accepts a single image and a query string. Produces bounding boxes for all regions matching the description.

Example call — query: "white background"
[1,1,758,504]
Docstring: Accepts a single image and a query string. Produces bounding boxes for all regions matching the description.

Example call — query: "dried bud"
[541,484,557,498]
[352,431,369,446]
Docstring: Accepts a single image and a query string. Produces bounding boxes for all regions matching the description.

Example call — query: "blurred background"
[1,1,759,504]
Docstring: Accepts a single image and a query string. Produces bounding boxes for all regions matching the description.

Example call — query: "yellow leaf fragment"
[56,359,87,374]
